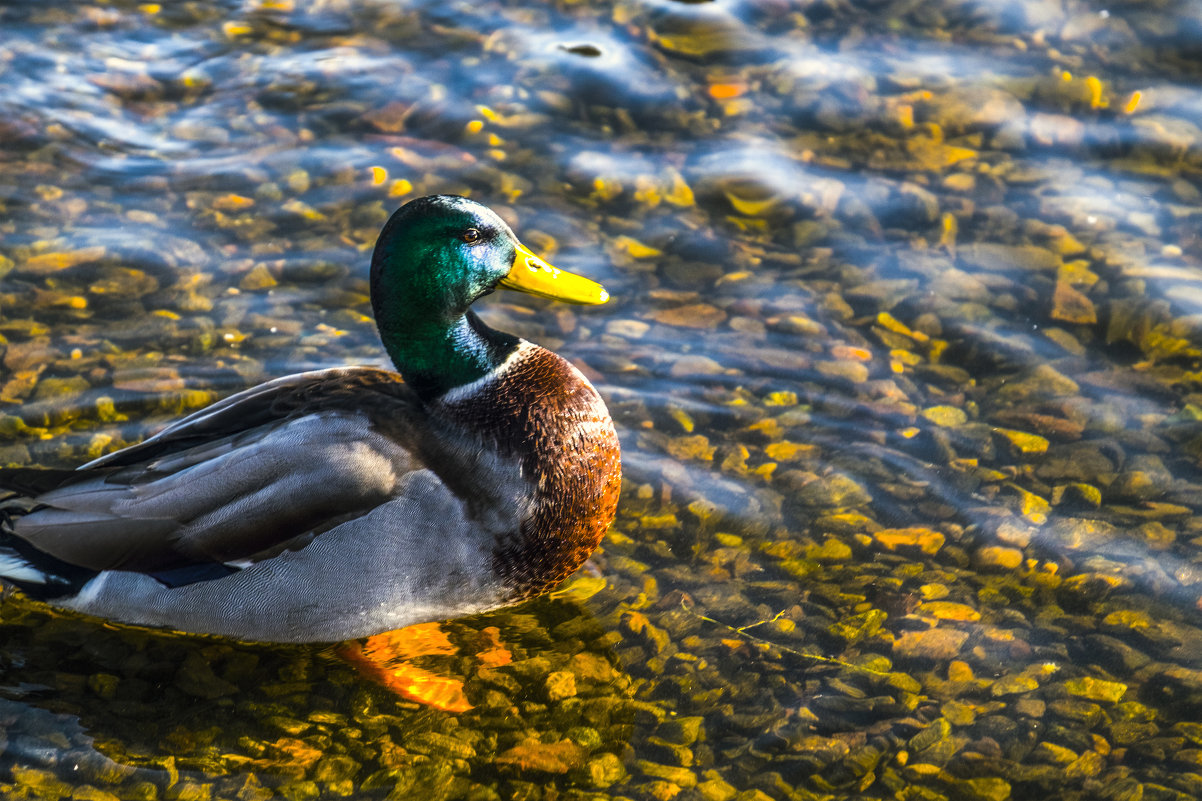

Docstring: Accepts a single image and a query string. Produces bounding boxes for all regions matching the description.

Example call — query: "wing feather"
[8,367,427,574]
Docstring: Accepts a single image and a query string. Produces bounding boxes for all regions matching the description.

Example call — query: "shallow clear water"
[3,0,1202,799]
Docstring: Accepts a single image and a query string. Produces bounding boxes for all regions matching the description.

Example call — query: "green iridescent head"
[368,195,608,396]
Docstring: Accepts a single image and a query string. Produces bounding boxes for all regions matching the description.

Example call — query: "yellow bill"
[499,242,610,305]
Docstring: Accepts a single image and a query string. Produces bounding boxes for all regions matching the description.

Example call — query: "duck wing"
[2,367,427,586]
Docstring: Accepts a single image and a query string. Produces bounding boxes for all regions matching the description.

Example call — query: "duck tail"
[0,472,94,601]
[0,466,85,497]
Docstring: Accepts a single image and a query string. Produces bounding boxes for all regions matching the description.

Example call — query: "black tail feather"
[0,491,97,601]
[0,467,87,496]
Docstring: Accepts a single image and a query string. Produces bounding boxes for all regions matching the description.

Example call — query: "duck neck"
[378,309,519,399]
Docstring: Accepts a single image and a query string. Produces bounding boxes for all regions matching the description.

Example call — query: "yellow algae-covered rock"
[11,767,74,799]
[667,435,715,461]
[720,444,750,475]
[21,246,107,275]
[918,601,981,622]
[874,527,945,555]
[807,538,852,562]
[1051,280,1097,324]
[668,407,695,433]
[240,264,279,291]
[1058,259,1099,286]
[782,471,873,508]
[73,786,122,801]
[695,778,737,801]
[891,349,923,370]
[764,390,799,406]
[1064,677,1127,703]
[829,609,887,643]
[920,86,1024,135]
[1137,521,1176,549]
[903,763,944,780]
[282,198,325,221]
[943,173,976,192]
[1061,572,1128,599]
[662,169,695,207]
[613,235,663,259]
[995,408,1084,439]
[877,311,929,342]
[497,739,587,774]
[1051,483,1102,508]
[904,136,977,170]
[993,428,1050,455]
[637,761,698,788]
[944,700,985,727]
[1048,229,1088,255]
[923,405,968,426]
[583,753,626,788]
[86,433,115,460]
[999,364,1080,400]
[1048,517,1117,550]
[893,629,969,661]
[764,441,815,461]
[745,418,782,439]
[974,546,1023,571]
[622,611,672,654]
[1035,742,1078,764]
[89,266,159,297]
[1101,609,1153,630]
[656,717,704,747]
[213,193,255,211]
[816,512,882,534]
[1007,484,1050,524]
[544,670,577,702]
[990,674,1039,696]
[830,344,872,362]
[961,777,1011,801]
[1064,750,1105,780]
[640,513,680,530]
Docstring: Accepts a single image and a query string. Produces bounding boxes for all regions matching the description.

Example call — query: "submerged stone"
[960,243,1060,273]
[496,740,587,774]
[1064,677,1128,703]
[893,629,969,661]
[695,777,737,801]
[874,527,945,555]
[582,753,626,788]
[637,761,697,788]
[656,717,703,746]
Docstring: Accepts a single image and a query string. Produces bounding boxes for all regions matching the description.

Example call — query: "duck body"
[0,196,620,643]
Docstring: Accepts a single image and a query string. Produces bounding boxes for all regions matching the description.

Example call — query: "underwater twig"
[680,598,890,677]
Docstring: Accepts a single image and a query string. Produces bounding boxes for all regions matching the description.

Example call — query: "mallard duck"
[0,195,621,643]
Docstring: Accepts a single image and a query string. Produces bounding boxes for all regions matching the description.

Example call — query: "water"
[2,0,1202,798]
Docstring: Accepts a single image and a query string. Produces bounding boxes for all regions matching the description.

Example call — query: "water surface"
[3,1,1202,799]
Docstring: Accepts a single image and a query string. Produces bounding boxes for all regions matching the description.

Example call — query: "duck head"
[369,195,608,397]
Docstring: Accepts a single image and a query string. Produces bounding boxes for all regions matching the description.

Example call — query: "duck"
[0,195,622,643]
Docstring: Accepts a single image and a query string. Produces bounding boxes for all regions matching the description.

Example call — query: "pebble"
[893,629,970,661]
[646,304,727,328]
[583,753,626,787]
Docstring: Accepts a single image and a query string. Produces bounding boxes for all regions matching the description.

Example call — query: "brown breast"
[432,344,621,601]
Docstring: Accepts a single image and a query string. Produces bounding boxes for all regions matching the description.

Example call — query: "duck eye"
[462,228,482,244]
